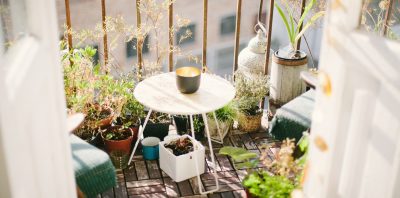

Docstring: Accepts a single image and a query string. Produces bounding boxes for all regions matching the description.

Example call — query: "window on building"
[215,43,246,76]
[176,24,196,45]
[126,36,150,58]
[220,15,236,35]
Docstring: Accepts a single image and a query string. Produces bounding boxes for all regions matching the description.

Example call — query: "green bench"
[269,90,315,142]
[70,135,116,198]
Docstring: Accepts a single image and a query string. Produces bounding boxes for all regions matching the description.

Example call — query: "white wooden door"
[0,0,76,197]
[304,0,400,198]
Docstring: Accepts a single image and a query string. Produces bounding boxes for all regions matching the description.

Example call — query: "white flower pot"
[159,135,205,182]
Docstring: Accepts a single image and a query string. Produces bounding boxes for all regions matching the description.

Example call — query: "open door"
[0,0,76,197]
[304,0,400,197]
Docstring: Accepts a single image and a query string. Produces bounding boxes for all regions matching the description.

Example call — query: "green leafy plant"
[244,172,295,198]
[219,134,310,198]
[275,0,325,56]
[234,71,269,116]
[219,146,259,170]
[193,116,204,134]
[208,102,236,122]
[103,126,132,141]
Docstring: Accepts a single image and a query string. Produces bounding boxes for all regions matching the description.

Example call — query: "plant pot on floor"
[237,112,262,133]
[270,50,308,105]
[142,120,170,141]
[173,115,189,135]
[208,118,232,140]
[159,135,205,182]
[102,125,133,154]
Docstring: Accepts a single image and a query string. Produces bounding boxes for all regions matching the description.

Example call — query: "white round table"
[128,72,235,194]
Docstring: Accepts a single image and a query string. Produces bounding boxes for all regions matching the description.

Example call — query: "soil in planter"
[103,127,132,141]
[164,137,194,156]
[74,126,104,148]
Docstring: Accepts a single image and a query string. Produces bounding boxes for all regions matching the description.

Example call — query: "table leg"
[128,109,152,165]
[195,113,219,194]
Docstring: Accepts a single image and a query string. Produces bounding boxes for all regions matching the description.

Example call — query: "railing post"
[101,0,109,67]
[64,0,73,51]
[136,0,143,78]
[296,0,306,51]
[233,0,242,74]
[202,0,208,73]
[168,1,173,72]
[264,0,274,75]
[382,0,394,36]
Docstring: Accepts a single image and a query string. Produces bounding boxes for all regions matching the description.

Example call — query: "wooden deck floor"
[100,131,279,198]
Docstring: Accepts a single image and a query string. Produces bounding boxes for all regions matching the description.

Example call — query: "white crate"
[159,135,205,182]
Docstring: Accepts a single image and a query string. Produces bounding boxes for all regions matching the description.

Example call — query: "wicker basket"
[237,112,262,132]
[110,150,128,169]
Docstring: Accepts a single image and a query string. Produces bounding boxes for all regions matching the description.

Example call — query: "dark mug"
[176,67,201,94]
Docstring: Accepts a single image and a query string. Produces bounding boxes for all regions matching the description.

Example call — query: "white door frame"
[0,0,76,197]
[304,0,400,198]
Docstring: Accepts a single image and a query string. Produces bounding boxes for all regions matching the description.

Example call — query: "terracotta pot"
[102,126,133,154]
[97,108,114,129]
[130,126,139,143]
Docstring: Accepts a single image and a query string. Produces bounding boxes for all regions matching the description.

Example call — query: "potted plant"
[101,125,134,154]
[159,135,205,182]
[142,111,171,141]
[270,0,325,105]
[234,71,269,133]
[172,115,189,135]
[219,134,309,198]
[172,115,205,141]
[207,102,236,141]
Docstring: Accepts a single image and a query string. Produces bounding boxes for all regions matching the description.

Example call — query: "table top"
[134,72,236,115]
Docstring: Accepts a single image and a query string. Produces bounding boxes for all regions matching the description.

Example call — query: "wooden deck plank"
[164,177,180,197]
[232,190,246,198]
[146,160,162,179]
[134,161,149,180]
[128,192,168,198]
[229,135,244,148]
[126,179,163,188]
[220,191,235,198]
[215,154,234,171]
[203,177,241,187]
[127,184,166,195]
[240,134,258,150]
[114,182,128,198]
[101,188,114,198]
[207,193,222,198]
[189,177,204,195]
[177,180,194,196]
[123,164,137,182]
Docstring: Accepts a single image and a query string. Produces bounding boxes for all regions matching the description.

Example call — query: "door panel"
[0,0,76,197]
[304,0,400,197]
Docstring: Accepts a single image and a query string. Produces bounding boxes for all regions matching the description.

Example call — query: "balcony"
[1,0,400,198]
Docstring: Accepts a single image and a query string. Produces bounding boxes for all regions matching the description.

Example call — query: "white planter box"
[159,135,205,182]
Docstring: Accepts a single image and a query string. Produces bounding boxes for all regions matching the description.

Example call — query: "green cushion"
[269,90,315,142]
[70,135,116,198]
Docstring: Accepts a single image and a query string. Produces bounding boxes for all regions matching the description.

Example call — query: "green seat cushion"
[70,135,116,198]
[269,90,315,142]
